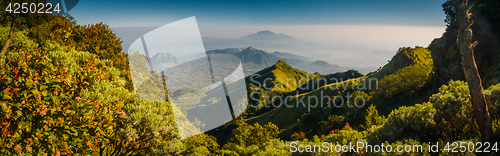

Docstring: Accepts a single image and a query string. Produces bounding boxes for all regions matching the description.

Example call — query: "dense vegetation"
[1,0,500,155]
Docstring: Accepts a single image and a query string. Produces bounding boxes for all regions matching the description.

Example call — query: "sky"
[69,0,447,27]
[67,0,449,71]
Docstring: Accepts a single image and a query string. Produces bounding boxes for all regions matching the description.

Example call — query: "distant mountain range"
[146,30,349,75]
[149,46,346,75]
[118,29,376,74]
[202,30,317,54]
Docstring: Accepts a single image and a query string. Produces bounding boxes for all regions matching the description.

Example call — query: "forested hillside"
[0,12,201,155]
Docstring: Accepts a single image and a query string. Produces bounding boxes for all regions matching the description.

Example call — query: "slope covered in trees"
[0,15,203,155]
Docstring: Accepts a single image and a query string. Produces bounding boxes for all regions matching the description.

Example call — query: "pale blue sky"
[69,0,447,27]
[67,0,448,70]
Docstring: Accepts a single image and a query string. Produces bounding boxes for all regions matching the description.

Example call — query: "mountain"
[310,60,331,66]
[186,59,313,134]
[149,52,184,71]
[248,59,314,92]
[203,47,344,75]
[207,60,359,142]
[236,47,282,66]
[202,30,314,53]
[295,60,344,75]
[239,30,294,41]
[206,48,244,55]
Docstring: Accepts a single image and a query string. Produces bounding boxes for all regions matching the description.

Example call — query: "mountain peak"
[244,46,256,51]
[240,30,294,40]
[311,60,330,66]
[273,59,292,69]
[256,30,276,35]
[149,52,184,69]
[251,58,312,92]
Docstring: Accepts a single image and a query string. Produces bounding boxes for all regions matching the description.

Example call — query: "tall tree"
[454,0,495,143]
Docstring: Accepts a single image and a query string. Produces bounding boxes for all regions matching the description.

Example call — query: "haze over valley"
[115,26,444,74]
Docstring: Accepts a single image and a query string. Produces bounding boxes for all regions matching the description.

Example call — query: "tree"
[453,0,495,143]
[0,0,54,54]
[230,120,280,147]
[362,105,386,130]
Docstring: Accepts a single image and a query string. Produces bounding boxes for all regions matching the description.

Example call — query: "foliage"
[317,115,345,136]
[29,16,132,90]
[221,138,292,156]
[328,122,353,135]
[181,133,219,155]
[431,80,480,142]
[230,120,280,147]
[0,27,38,51]
[0,28,187,155]
[485,82,500,119]
[251,139,291,156]
[287,136,339,156]
[484,83,500,140]
[290,131,306,141]
[366,102,437,144]
[442,0,457,27]
[324,130,365,155]
[219,120,283,155]
[435,0,500,87]
[376,63,432,98]
[361,105,386,130]
[366,139,430,156]
[0,39,124,155]
[114,98,184,155]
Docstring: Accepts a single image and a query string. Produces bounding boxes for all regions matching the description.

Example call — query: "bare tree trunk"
[1,13,16,55]
[455,0,495,143]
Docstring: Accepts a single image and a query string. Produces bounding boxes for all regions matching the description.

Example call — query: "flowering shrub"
[0,38,126,155]
[29,16,132,90]
[328,122,353,135]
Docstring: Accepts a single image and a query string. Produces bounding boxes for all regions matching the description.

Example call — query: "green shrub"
[366,102,437,144]
[324,130,366,155]
[288,136,339,156]
[182,133,219,155]
[230,120,280,147]
[365,139,430,156]
[253,139,291,156]
[485,83,500,119]
[485,83,500,141]
[116,99,184,155]
[431,80,479,141]
[362,105,386,130]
